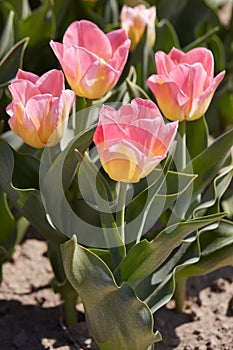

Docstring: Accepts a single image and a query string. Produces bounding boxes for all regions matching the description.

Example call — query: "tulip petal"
[63,20,112,62]
[180,47,214,77]
[36,70,65,96]
[78,59,119,99]
[155,51,177,76]
[16,69,39,83]
[8,102,45,148]
[188,70,225,120]
[8,80,40,105]
[147,75,189,121]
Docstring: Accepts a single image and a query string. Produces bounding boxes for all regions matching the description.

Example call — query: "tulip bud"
[120,4,156,52]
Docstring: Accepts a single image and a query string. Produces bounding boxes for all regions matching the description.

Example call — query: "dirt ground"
[0,229,232,350]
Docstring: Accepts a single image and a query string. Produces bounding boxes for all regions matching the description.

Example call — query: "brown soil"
[0,230,232,350]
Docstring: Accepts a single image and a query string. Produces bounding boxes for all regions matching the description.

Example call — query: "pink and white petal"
[181,47,214,77]
[78,59,118,99]
[63,20,112,62]
[50,41,64,64]
[8,103,44,148]
[107,29,130,55]
[187,70,225,120]
[8,80,40,105]
[25,94,53,135]
[36,69,65,96]
[108,37,130,71]
[172,63,207,99]
[147,75,189,121]
[155,51,177,76]
[168,47,186,64]
[132,98,162,120]
[16,69,39,83]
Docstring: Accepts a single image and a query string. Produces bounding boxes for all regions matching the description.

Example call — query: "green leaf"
[61,237,160,350]
[175,220,233,279]
[0,10,15,58]
[0,190,17,257]
[194,165,233,218]
[184,127,233,205]
[0,138,65,244]
[126,78,150,100]
[115,212,226,286]
[19,0,55,46]
[155,19,180,52]
[186,116,209,160]
[0,37,29,87]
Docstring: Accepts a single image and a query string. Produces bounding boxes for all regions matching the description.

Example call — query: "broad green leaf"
[115,212,226,286]
[155,19,180,52]
[0,37,29,87]
[194,165,233,218]
[175,220,233,279]
[61,237,160,350]
[8,0,31,20]
[186,117,209,160]
[19,0,55,46]
[182,26,220,52]
[184,127,233,205]
[0,10,15,58]
[0,138,65,244]
[208,34,226,73]
[0,190,17,257]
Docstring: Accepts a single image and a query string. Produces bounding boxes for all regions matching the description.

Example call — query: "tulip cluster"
[2,5,231,350]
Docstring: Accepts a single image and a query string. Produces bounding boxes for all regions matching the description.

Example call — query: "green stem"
[177,120,186,171]
[62,284,79,326]
[173,276,188,312]
[116,182,128,244]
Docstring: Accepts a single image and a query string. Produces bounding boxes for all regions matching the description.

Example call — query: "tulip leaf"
[186,117,209,160]
[0,10,15,59]
[155,19,180,52]
[194,165,233,218]
[184,127,233,205]
[19,0,55,46]
[115,212,226,286]
[174,220,233,309]
[0,189,17,280]
[0,37,29,87]
[0,138,66,244]
[61,236,160,350]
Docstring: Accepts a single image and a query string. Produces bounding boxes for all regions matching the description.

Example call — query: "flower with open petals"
[147,47,225,121]
[50,20,130,99]
[120,4,156,52]
[6,69,75,148]
[93,98,178,183]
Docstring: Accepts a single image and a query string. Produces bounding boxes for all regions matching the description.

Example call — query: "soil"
[0,229,232,350]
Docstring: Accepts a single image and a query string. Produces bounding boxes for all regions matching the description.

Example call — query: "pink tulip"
[93,98,178,183]
[120,4,156,52]
[6,69,75,148]
[50,20,130,99]
[147,47,225,121]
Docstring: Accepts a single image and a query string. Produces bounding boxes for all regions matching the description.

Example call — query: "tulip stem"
[116,182,128,244]
[177,120,187,170]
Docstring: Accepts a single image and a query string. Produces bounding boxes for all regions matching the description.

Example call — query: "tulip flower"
[93,98,178,183]
[50,20,130,100]
[6,69,75,148]
[120,4,156,52]
[147,47,225,121]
